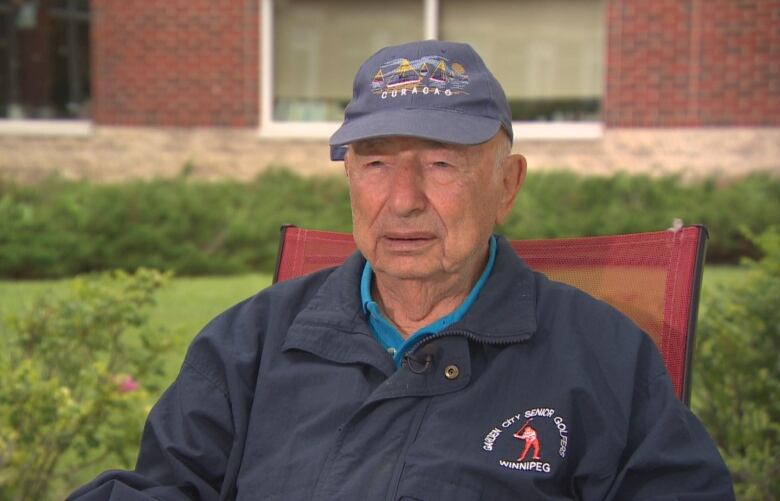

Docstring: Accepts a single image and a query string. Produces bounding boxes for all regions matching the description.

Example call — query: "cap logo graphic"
[481,407,569,474]
[371,56,469,99]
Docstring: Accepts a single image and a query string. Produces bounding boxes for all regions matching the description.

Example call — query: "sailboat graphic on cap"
[386,59,421,88]
[429,60,449,84]
[372,69,385,86]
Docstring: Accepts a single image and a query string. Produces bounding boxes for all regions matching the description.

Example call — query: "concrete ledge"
[0,126,778,182]
[520,127,780,178]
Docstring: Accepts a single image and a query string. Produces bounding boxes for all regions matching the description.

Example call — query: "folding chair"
[274,224,709,406]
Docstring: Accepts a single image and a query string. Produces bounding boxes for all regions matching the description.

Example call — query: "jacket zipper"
[398,329,533,367]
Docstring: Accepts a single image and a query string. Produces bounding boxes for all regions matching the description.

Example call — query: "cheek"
[354,190,375,209]
[348,183,383,232]
[451,182,498,218]
[442,185,501,236]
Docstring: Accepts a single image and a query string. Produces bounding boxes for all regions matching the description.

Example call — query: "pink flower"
[117,375,140,393]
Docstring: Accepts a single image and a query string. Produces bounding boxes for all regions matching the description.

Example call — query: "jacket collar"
[282,235,538,371]
[448,235,538,343]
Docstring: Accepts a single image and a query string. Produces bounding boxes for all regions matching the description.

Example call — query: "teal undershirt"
[360,235,497,367]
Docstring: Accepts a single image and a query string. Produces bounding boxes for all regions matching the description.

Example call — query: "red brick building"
[605,0,779,127]
[1,0,778,180]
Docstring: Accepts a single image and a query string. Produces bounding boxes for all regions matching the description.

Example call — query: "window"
[440,0,604,122]
[272,0,423,122]
[262,0,604,137]
[0,0,90,120]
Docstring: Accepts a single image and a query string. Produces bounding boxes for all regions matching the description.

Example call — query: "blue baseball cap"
[330,40,513,161]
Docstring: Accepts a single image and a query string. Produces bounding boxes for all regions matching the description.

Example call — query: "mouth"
[380,232,437,251]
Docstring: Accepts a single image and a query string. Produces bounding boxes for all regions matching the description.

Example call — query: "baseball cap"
[329,40,513,161]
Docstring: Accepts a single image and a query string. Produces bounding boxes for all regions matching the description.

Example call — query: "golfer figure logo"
[514,419,541,461]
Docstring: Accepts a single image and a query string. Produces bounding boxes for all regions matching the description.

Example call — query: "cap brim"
[329,109,503,161]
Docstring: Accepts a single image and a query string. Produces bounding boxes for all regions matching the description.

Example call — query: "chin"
[371,257,440,281]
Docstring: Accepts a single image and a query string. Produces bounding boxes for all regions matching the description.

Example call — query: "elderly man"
[71,41,734,500]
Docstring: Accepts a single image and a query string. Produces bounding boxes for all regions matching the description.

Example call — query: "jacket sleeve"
[67,361,235,501]
[605,347,735,500]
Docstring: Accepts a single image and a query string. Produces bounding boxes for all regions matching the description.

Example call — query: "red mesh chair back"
[274,225,708,405]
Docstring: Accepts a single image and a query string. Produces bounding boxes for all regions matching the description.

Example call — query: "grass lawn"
[0,265,744,498]
[0,273,272,384]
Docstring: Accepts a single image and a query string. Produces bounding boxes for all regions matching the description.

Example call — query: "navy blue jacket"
[70,237,734,500]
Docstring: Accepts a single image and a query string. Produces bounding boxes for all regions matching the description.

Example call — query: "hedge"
[1,170,778,278]
[692,228,780,500]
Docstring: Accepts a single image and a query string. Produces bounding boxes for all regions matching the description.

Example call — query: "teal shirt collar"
[360,235,497,367]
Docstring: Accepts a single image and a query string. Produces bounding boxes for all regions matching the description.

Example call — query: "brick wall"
[605,0,780,126]
[91,0,259,127]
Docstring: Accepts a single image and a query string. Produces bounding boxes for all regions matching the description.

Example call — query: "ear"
[495,153,527,225]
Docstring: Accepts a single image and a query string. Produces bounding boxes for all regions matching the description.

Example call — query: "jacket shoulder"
[182,267,339,392]
[531,270,667,381]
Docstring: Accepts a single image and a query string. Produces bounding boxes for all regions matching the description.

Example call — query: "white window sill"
[258,121,339,141]
[512,122,603,141]
[0,119,93,137]
[258,121,603,142]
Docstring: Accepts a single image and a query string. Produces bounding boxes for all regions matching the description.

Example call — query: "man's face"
[345,134,524,282]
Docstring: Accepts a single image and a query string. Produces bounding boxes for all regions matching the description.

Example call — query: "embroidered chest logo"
[481,407,569,474]
[370,56,470,99]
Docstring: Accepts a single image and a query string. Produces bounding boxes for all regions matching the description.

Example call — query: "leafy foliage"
[0,170,353,278]
[1,170,778,278]
[0,269,173,500]
[693,228,780,500]
[500,172,780,263]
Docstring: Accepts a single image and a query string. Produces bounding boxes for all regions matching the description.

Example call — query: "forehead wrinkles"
[350,138,470,159]
[346,137,506,176]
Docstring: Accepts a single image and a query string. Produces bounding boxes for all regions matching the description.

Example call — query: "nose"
[387,161,427,216]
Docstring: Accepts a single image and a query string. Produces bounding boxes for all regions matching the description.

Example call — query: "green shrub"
[0,170,778,278]
[0,269,173,500]
[500,172,780,264]
[693,228,780,500]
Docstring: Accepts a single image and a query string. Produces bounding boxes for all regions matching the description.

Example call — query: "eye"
[432,161,453,169]
[365,160,385,168]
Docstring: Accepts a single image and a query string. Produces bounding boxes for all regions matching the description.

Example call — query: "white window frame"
[258,0,603,141]
[0,119,92,136]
